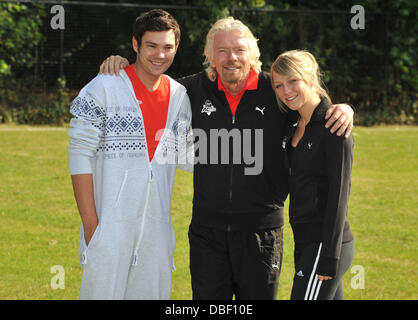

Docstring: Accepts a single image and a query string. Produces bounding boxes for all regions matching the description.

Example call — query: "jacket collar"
[217,68,259,93]
[310,97,331,122]
[285,97,331,140]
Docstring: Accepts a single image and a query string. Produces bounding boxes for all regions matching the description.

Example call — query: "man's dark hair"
[133,9,180,48]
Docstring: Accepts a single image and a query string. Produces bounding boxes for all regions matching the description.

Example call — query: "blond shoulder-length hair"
[203,16,262,82]
[270,49,332,112]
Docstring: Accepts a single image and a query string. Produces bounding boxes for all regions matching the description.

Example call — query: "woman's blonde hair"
[203,16,262,82]
[270,49,332,112]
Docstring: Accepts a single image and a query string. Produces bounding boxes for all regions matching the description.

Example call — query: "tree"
[0,3,46,86]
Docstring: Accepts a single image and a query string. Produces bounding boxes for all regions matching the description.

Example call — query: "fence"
[2,0,402,119]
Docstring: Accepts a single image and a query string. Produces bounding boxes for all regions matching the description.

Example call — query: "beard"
[220,65,250,85]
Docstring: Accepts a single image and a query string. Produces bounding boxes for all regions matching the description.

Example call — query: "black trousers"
[188,223,283,300]
[290,240,355,300]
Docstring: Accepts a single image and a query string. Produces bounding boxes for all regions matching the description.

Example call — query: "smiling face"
[210,30,252,85]
[270,50,332,112]
[272,72,313,111]
[133,29,177,80]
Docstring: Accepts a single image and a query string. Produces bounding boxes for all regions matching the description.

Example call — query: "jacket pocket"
[81,223,102,249]
[253,228,283,284]
[79,221,105,265]
[112,167,148,221]
[114,170,128,208]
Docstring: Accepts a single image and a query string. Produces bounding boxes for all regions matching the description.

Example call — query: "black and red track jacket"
[178,71,290,231]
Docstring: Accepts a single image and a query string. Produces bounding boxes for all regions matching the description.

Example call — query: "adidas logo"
[297,270,304,277]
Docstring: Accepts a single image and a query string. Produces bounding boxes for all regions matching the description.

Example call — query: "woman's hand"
[99,55,130,76]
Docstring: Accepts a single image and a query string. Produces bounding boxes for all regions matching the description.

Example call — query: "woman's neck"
[298,93,322,126]
[291,93,322,148]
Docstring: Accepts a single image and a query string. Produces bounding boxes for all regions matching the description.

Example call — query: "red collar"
[217,68,259,94]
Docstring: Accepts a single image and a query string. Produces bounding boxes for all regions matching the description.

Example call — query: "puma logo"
[255,107,265,115]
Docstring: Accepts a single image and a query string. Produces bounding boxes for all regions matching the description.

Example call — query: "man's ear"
[132,36,139,53]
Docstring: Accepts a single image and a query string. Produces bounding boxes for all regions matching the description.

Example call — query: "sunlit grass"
[0,125,416,299]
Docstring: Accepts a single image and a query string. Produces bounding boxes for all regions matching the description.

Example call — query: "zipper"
[229,113,236,202]
[229,169,234,202]
[226,113,236,231]
[131,87,156,266]
[228,112,237,211]
[132,164,153,266]
[121,75,186,267]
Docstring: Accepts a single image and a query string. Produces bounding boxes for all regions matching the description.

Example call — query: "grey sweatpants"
[78,216,175,300]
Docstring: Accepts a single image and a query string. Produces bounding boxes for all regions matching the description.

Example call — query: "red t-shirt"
[217,68,259,116]
[125,65,170,161]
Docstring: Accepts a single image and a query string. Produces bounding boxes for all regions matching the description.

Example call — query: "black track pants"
[290,240,355,300]
[188,223,283,300]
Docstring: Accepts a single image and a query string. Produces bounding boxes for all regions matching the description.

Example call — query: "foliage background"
[0,0,417,125]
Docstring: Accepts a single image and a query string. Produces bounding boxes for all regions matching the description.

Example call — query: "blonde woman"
[271,50,355,300]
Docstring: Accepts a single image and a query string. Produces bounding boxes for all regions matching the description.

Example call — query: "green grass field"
[0,125,417,300]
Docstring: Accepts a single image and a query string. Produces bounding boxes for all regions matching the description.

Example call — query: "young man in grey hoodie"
[69,9,192,300]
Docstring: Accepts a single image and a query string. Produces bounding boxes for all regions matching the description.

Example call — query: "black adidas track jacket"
[284,98,354,277]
